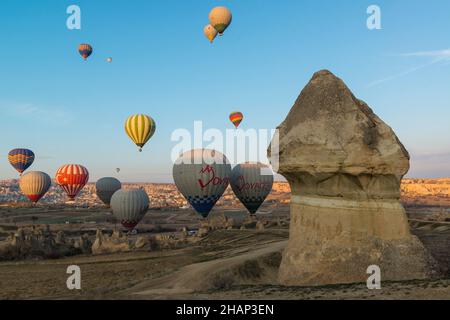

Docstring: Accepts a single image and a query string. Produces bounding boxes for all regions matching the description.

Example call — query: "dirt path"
[129,240,287,298]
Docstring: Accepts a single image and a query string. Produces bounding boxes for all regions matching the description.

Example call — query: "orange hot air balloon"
[55,164,89,201]
[204,24,218,43]
[229,112,243,128]
[209,6,232,36]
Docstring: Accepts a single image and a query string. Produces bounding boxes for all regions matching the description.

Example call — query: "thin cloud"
[410,150,450,161]
[399,49,450,58]
[368,49,450,87]
[38,155,55,160]
[0,102,72,124]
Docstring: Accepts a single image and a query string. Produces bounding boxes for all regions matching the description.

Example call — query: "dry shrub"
[237,260,263,279]
[210,270,236,290]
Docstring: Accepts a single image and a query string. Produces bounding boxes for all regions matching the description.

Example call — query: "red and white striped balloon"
[55,164,89,201]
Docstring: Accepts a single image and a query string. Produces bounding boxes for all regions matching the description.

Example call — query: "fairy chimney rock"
[269,70,436,286]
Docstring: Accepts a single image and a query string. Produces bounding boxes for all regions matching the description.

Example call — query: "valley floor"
[1,226,449,300]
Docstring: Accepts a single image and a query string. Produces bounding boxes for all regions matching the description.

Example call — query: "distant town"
[0,180,291,209]
[3,178,450,209]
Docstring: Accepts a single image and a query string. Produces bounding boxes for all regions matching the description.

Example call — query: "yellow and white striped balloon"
[125,114,156,152]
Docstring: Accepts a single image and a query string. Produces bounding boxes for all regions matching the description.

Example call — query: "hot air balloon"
[19,171,51,203]
[204,24,218,43]
[110,189,149,231]
[173,149,231,218]
[230,163,274,215]
[229,111,243,128]
[78,44,93,60]
[125,114,156,152]
[8,149,35,175]
[55,164,89,201]
[209,6,232,36]
[96,177,122,207]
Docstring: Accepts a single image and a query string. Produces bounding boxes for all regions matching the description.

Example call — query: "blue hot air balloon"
[78,44,93,60]
[8,149,35,175]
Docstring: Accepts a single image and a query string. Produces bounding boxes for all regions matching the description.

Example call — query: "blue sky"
[1,0,450,182]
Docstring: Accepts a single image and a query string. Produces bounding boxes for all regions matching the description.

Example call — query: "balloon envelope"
[19,171,51,203]
[55,164,89,201]
[229,112,243,128]
[78,44,93,60]
[204,24,218,43]
[230,163,274,214]
[209,6,232,35]
[125,114,156,152]
[96,177,122,206]
[173,149,231,218]
[8,149,35,175]
[110,189,149,231]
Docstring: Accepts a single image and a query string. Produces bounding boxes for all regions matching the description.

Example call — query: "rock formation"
[256,220,265,231]
[134,236,156,249]
[73,233,92,254]
[181,227,189,238]
[209,215,228,230]
[269,70,438,286]
[91,229,130,255]
[153,234,181,249]
[55,231,66,244]
[197,221,211,238]
[0,226,81,260]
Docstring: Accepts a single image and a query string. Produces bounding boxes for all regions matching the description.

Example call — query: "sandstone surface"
[269,70,438,285]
